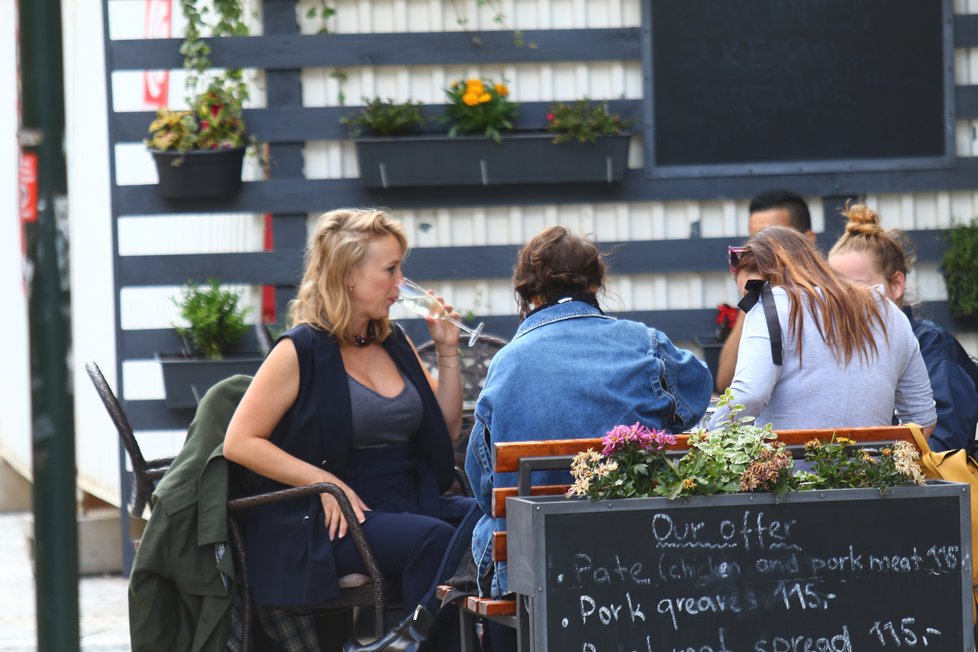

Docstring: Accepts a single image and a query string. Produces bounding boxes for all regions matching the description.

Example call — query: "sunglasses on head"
[727,246,748,274]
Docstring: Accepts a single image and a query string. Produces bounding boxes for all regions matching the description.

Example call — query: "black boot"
[342,605,436,652]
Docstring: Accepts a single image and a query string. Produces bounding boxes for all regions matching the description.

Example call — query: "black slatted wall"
[103,3,977,434]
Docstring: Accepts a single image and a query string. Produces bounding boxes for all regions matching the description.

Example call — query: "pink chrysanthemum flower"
[601,422,675,455]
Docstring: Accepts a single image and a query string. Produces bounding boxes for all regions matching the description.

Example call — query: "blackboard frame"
[640,0,957,179]
[508,482,972,651]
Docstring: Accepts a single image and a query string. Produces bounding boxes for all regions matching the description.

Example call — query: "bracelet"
[437,349,461,369]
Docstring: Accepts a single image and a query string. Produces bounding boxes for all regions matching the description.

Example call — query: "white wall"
[61,0,122,504]
[0,0,32,482]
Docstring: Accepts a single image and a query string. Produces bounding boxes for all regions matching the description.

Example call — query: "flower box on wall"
[506,483,972,651]
[151,146,246,200]
[157,353,261,409]
[353,133,630,188]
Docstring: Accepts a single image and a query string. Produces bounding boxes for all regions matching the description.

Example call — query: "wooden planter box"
[353,133,630,188]
[150,146,245,199]
[157,353,261,409]
[507,483,972,651]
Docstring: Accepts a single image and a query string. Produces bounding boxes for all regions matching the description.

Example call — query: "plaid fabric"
[215,543,229,591]
[256,607,320,652]
[225,590,243,652]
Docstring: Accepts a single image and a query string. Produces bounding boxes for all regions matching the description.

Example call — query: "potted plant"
[158,279,262,409]
[340,97,427,137]
[350,81,633,188]
[941,218,978,324]
[145,0,251,199]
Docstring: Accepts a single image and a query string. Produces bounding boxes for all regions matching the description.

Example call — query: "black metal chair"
[416,334,508,408]
[86,362,396,649]
[227,482,399,651]
[84,361,173,519]
[255,322,275,358]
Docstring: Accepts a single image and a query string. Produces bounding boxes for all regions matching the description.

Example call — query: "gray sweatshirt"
[709,286,937,431]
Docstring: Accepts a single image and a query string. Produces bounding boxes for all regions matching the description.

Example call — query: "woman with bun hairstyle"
[829,203,978,452]
[709,225,936,434]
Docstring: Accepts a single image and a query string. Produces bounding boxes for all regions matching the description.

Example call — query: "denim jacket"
[464,300,712,597]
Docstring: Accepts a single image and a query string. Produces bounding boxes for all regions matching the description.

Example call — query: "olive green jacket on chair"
[128,375,252,652]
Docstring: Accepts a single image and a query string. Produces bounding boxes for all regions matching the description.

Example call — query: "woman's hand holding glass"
[396,278,484,346]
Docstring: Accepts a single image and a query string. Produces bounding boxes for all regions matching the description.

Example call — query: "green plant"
[448,0,535,48]
[564,390,928,503]
[341,98,427,137]
[942,218,978,318]
[546,99,631,144]
[658,391,795,498]
[567,423,677,500]
[173,279,252,360]
[443,78,518,143]
[147,0,250,155]
[147,81,247,153]
[795,437,926,492]
[305,0,336,34]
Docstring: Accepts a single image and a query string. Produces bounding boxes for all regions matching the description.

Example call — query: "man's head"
[747,190,814,242]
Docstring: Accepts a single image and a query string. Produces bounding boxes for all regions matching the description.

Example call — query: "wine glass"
[395,278,484,346]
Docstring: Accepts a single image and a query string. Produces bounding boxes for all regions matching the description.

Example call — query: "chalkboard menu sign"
[641,0,955,177]
[507,484,972,651]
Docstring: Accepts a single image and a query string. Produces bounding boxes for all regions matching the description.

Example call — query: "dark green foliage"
[342,98,427,136]
[173,279,251,360]
[305,1,337,34]
[942,218,978,318]
[546,99,632,144]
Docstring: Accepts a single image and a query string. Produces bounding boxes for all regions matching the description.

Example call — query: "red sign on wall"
[142,0,172,108]
[19,151,38,224]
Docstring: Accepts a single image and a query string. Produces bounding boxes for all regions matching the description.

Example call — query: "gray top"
[348,370,424,449]
[709,286,937,430]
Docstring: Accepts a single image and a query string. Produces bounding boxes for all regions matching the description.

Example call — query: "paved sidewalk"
[0,511,131,651]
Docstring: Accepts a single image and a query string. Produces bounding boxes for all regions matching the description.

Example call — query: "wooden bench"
[444,425,927,650]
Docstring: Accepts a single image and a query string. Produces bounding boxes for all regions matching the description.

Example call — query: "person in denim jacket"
[464,226,712,617]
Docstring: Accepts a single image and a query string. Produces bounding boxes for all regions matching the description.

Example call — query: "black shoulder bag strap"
[737,280,783,366]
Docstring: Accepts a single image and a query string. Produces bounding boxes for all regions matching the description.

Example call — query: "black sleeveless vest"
[244,323,454,606]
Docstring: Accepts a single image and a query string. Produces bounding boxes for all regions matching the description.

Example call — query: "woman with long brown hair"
[709,225,936,434]
[829,203,978,452]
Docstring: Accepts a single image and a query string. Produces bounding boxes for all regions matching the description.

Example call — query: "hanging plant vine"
[448,0,535,48]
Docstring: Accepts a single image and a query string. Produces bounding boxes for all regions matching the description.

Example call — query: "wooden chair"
[84,361,173,519]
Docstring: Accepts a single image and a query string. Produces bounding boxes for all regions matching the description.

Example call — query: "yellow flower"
[465,79,484,95]
[681,478,697,490]
[462,93,480,106]
[477,93,491,104]
[494,83,509,97]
